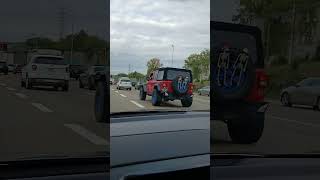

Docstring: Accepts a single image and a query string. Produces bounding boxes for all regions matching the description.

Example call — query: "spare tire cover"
[172,75,190,95]
[212,47,255,101]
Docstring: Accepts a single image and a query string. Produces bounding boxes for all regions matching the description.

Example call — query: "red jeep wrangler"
[139,67,193,107]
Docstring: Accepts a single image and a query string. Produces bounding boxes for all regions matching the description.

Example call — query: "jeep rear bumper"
[212,101,269,121]
[162,92,193,101]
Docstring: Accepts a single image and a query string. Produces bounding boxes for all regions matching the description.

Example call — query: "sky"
[110,0,210,75]
[0,0,108,42]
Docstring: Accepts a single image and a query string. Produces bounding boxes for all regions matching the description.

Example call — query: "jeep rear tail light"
[32,65,37,71]
[257,72,268,88]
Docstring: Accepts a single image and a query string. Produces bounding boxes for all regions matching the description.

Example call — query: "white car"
[116,77,132,90]
[21,55,70,91]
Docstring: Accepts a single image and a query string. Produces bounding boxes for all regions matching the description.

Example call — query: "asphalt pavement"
[0,73,108,162]
[110,85,210,113]
[212,99,320,154]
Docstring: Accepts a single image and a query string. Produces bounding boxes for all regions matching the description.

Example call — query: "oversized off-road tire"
[181,97,193,107]
[95,81,107,123]
[281,92,292,107]
[212,50,255,102]
[227,112,264,144]
[151,89,162,106]
[172,76,190,95]
[139,87,146,100]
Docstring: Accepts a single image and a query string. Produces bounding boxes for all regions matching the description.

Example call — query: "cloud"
[111,0,210,75]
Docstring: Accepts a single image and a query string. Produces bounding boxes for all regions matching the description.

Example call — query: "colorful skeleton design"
[231,48,249,87]
[217,47,230,86]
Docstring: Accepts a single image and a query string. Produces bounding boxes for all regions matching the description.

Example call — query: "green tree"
[184,49,210,82]
[146,58,162,76]
[128,71,145,80]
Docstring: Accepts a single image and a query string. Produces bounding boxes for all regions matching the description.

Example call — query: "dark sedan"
[198,86,210,96]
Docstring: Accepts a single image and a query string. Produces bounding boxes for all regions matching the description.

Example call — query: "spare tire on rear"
[212,48,255,102]
[172,76,190,95]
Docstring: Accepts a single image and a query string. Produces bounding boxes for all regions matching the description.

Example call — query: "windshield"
[120,79,130,82]
[110,0,210,114]
[34,57,66,65]
[166,70,192,81]
[0,0,109,164]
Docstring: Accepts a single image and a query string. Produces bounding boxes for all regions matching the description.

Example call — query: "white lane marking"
[31,103,53,112]
[119,94,127,98]
[0,83,7,86]
[15,93,27,99]
[270,115,320,128]
[194,97,210,103]
[6,87,16,91]
[111,88,115,91]
[115,91,119,93]
[64,124,108,145]
[130,100,145,108]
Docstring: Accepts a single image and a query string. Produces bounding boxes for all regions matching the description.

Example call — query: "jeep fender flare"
[141,84,147,92]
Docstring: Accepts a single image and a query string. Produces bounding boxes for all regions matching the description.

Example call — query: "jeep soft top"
[155,67,193,81]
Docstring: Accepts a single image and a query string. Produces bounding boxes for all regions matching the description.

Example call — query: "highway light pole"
[171,44,174,67]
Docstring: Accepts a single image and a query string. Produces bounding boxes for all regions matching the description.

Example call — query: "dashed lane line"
[270,115,320,128]
[130,100,145,108]
[119,94,127,98]
[15,93,27,99]
[115,91,119,93]
[31,103,53,112]
[64,124,109,146]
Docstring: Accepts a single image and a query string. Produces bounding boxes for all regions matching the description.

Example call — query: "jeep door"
[147,71,157,95]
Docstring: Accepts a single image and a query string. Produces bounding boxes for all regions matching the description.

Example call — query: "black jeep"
[211,21,269,144]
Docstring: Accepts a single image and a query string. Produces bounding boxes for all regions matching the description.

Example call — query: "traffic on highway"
[0,0,109,179]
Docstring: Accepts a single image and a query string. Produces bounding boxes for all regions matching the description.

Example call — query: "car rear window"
[34,57,66,65]
[121,79,130,82]
[212,30,258,64]
[166,70,191,81]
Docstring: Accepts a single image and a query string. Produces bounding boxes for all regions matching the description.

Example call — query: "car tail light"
[32,65,37,71]
[258,72,268,88]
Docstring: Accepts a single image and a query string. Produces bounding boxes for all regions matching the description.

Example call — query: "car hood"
[110,111,210,167]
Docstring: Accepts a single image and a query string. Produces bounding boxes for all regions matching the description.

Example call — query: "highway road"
[110,85,210,113]
[0,73,108,162]
[212,99,320,154]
